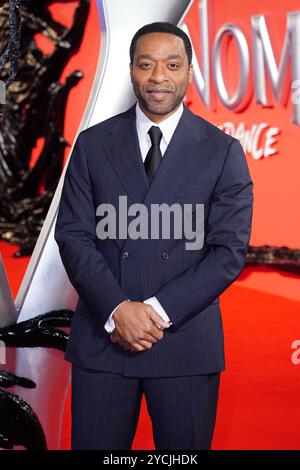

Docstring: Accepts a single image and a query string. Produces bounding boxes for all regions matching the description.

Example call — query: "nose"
[149,63,166,83]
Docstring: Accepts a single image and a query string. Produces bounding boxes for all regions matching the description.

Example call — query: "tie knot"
[148,126,162,146]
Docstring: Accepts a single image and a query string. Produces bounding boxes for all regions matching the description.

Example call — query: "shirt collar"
[135,101,184,146]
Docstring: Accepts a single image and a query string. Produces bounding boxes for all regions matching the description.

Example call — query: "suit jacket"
[54,104,253,377]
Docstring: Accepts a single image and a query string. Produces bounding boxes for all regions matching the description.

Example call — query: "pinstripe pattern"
[54,104,253,378]
[71,363,220,450]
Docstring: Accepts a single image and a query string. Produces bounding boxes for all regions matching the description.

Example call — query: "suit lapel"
[102,104,149,203]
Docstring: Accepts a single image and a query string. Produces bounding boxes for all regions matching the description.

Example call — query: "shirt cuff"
[143,296,172,325]
[104,299,130,333]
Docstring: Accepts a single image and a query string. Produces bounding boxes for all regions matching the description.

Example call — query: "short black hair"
[129,22,192,65]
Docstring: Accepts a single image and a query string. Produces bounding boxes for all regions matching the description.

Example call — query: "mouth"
[145,90,173,101]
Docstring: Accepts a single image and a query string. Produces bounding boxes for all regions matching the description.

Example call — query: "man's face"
[130,32,193,122]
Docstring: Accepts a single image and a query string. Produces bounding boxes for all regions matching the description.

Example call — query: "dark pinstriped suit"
[54,104,253,449]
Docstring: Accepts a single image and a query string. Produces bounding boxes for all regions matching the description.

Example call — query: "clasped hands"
[109,300,171,352]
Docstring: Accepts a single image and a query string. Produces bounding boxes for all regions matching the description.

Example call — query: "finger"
[123,343,136,352]
[117,335,129,348]
[138,331,162,343]
[114,336,146,352]
[116,336,125,346]
[129,342,145,352]
[143,322,165,341]
[114,329,127,343]
[146,308,171,329]
[131,339,153,350]
[111,331,127,347]
[111,336,122,346]
[110,332,118,343]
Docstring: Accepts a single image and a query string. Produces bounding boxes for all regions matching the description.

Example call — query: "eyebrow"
[135,54,183,61]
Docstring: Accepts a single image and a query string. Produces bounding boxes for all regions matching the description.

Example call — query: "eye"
[168,63,180,70]
[139,62,152,69]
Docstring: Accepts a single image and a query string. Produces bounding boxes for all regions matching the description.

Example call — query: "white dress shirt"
[104,102,184,333]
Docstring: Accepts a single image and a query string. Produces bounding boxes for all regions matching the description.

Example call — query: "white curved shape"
[15,0,193,321]
[1,0,193,450]
[0,255,16,328]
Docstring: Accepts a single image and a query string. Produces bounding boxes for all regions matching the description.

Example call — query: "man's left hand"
[110,328,157,352]
[110,328,137,352]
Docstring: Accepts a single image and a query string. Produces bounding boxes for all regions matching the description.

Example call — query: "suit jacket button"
[122,251,129,259]
[161,251,169,260]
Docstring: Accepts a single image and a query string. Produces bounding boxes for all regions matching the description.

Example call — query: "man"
[54,22,253,450]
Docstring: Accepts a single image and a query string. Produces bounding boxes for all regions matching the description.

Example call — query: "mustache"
[145,87,174,93]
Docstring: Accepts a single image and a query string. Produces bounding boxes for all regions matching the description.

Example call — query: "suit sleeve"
[54,132,129,328]
[155,138,254,330]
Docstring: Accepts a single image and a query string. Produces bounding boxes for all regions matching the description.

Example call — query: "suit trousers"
[71,362,220,450]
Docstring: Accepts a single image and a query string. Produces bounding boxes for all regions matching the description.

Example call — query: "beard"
[132,80,187,116]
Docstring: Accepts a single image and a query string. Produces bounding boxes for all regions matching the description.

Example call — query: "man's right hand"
[112,300,171,352]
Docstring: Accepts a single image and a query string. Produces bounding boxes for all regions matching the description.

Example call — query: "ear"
[188,63,193,83]
[129,62,133,83]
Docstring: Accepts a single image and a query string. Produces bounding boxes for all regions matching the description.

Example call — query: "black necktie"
[144,126,163,183]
